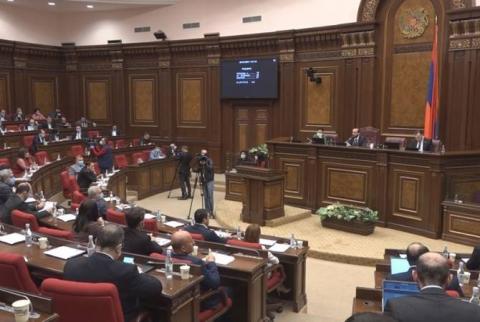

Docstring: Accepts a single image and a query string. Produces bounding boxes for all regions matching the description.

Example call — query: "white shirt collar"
[420,285,443,291]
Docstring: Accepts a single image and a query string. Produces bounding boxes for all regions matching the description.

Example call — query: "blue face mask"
[77,160,84,167]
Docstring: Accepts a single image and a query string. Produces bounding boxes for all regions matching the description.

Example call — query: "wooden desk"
[442,200,480,246]
[0,225,203,322]
[27,157,74,199]
[0,287,59,322]
[352,287,382,314]
[267,137,480,239]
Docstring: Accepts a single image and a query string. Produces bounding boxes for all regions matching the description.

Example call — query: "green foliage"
[316,203,378,223]
[249,144,269,156]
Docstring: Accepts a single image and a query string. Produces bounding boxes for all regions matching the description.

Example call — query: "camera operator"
[199,149,215,218]
[175,145,192,200]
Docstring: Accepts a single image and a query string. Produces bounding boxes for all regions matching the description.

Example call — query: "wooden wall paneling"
[206,59,222,169]
[468,49,480,149]
[278,59,295,138]
[127,73,158,129]
[175,71,207,129]
[343,59,358,137]
[0,72,10,111]
[357,57,375,128]
[83,75,112,125]
[30,76,57,114]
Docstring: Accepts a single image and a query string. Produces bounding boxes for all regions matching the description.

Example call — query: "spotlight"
[154,30,167,41]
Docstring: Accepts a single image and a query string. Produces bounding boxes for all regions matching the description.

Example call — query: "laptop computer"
[390,257,410,275]
[382,280,419,311]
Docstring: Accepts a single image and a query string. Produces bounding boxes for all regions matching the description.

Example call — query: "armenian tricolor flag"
[424,18,439,140]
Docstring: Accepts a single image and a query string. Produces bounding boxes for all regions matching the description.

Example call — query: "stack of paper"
[259,238,276,247]
[268,243,290,253]
[164,221,184,228]
[154,237,171,246]
[44,246,85,260]
[57,214,77,222]
[0,233,25,245]
[209,252,235,265]
[144,213,156,220]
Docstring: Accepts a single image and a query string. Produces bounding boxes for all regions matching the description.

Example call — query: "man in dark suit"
[42,116,57,131]
[346,128,365,147]
[171,230,231,320]
[72,125,86,141]
[30,129,48,154]
[387,242,464,297]
[87,186,107,218]
[466,245,480,270]
[64,224,163,322]
[122,207,163,256]
[77,162,97,194]
[184,209,227,244]
[385,252,480,322]
[175,145,193,200]
[0,168,15,205]
[0,183,50,225]
[406,131,432,152]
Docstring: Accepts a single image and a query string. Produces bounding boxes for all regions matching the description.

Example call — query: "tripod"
[187,170,204,220]
[167,161,180,199]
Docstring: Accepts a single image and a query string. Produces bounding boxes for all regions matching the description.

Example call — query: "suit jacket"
[386,287,480,322]
[346,135,366,147]
[95,198,108,218]
[406,138,432,152]
[0,182,13,205]
[31,134,47,154]
[172,252,221,309]
[122,227,163,256]
[184,224,226,244]
[41,121,57,131]
[77,167,96,192]
[64,252,163,321]
[91,145,113,171]
[0,194,48,225]
[387,267,464,297]
[71,130,87,141]
[467,246,480,270]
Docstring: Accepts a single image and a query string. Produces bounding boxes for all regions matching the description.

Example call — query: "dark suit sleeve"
[205,230,226,244]
[447,275,464,297]
[201,261,221,290]
[146,236,163,254]
[467,246,480,270]
[126,265,163,300]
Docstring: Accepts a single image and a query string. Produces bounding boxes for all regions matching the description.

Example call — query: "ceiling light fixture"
[86,4,94,9]
[7,0,15,2]
[48,2,56,6]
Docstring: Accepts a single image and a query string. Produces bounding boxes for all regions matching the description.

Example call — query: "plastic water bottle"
[470,287,480,305]
[25,224,33,247]
[236,226,242,240]
[165,249,173,279]
[109,191,114,200]
[289,233,296,248]
[458,261,466,286]
[40,190,45,202]
[442,246,449,259]
[75,207,79,216]
[87,235,96,257]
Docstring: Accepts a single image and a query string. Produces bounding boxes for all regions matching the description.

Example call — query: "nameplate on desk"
[259,238,276,247]
[164,221,184,228]
[268,243,290,253]
[57,214,77,222]
[44,246,85,260]
[0,233,25,245]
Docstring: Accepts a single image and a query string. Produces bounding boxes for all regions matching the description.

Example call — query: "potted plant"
[316,203,378,235]
[249,144,269,167]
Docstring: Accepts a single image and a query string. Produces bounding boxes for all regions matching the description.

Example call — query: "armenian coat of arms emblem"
[399,8,429,39]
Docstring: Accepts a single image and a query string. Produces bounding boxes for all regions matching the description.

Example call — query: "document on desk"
[268,243,290,253]
[25,197,37,203]
[57,214,77,222]
[44,246,85,260]
[259,238,276,247]
[215,230,231,239]
[39,201,55,212]
[144,213,156,220]
[0,233,25,245]
[154,237,171,246]
[209,252,235,265]
[164,221,184,228]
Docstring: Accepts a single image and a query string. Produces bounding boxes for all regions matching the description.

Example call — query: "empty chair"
[71,190,86,211]
[0,252,40,294]
[11,210,73,240]
[106,208,126,225]
[41,278,149,322]
[69,176,80,195]
[34,151,50,165]
[141,150,151,162]
[70,145,84,157]
[23,135,34,148]
[114,154,129,169]
[227,239,262,250]
[61,171,72,199]
[0,158,10,167]
[188,232,205,241]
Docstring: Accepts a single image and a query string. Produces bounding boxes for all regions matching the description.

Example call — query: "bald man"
[386,252,480,322]
[171,231,230,314]
[346,128,365,147]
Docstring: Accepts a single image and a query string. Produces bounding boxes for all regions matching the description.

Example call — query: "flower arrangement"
[316,203,378,223]
[249,144,269,159]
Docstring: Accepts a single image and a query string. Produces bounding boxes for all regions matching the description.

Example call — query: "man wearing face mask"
[64,224,163,322]
[31,129,48,154]
[0,183,51,225]
[68,155,85,177]
[0,168,15,205]
[90,137,113,174]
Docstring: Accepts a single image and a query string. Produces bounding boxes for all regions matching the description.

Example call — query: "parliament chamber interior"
[0,0,480,321]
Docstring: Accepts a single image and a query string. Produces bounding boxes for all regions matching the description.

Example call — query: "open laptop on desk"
[390,257,410,274]
[382,280,419,311]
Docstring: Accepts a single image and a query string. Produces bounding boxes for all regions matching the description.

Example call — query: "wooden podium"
[235,165,285,226]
